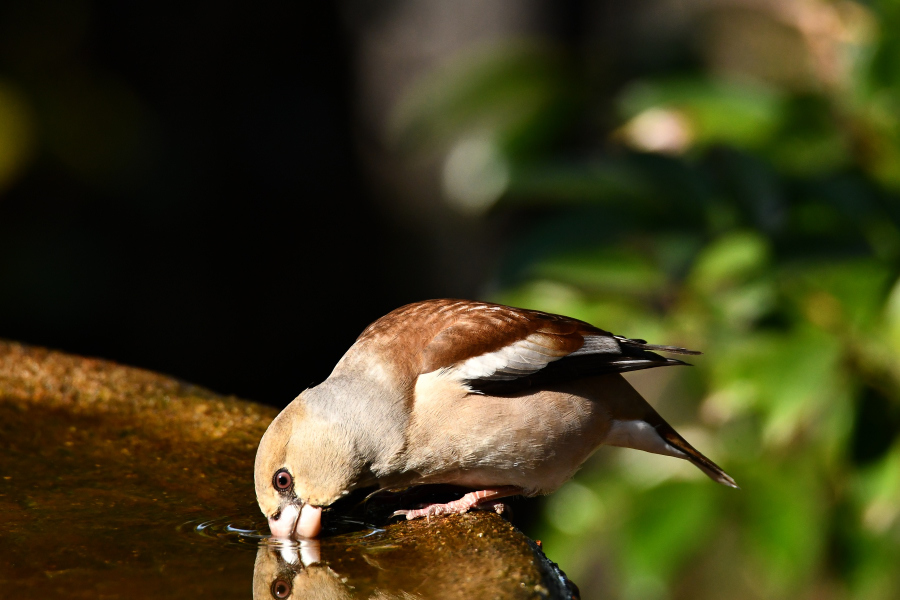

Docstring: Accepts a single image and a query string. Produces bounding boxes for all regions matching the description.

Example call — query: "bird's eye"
[271,578,292,599]
[273,469,293,491]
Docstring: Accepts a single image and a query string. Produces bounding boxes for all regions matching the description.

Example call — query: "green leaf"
[690,231,770,293]
[618,78,783,151]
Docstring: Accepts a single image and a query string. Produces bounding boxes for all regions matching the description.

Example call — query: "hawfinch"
[254,299,737,539]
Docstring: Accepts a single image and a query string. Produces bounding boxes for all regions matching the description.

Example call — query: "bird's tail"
[596,373,738,488]
[655,421,739,488]
[617,337,702,356]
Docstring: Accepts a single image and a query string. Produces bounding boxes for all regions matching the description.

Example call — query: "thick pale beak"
[268,504,300,539]
[296,504,323,538]
[268,503,323,539]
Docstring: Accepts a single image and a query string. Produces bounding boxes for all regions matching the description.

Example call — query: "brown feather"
[354,299,608,377]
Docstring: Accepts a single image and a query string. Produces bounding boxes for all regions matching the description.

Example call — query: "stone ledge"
[0,340,579,599]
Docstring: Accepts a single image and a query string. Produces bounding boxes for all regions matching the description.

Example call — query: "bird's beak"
[296,504,323,538]
[268,503,323,539]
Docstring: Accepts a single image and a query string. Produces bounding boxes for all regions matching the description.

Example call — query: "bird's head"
[254,396,361,539]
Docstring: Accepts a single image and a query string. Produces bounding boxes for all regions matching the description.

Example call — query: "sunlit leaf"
[690,231,770,293]
[618,78,783,151]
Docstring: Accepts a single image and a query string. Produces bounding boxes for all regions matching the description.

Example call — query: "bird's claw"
[392,487,519,521]
[393,503,464,520]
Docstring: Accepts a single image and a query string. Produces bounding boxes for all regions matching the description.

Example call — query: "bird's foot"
[393,486,520,521]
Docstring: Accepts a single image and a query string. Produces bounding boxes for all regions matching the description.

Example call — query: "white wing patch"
[425,332,633,386]
[568,335,621,356]
[449,333,573,382]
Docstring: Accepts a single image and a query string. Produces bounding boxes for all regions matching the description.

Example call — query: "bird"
[254,299,737,539]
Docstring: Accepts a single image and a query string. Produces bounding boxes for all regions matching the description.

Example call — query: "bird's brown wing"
[356,299,699,395]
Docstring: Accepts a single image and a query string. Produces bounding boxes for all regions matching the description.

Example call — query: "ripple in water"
[179,515,270,547]
[180,512,388,548]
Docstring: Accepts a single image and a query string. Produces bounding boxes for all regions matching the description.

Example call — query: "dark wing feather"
[616,337,702,356]
[465,334,694,395]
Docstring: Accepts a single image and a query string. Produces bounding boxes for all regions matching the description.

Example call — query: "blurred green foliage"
[394,1,900,599]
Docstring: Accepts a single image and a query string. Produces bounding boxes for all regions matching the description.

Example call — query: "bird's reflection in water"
[254,538,431,600]
[253,540,360,600]
[251,510,575,600]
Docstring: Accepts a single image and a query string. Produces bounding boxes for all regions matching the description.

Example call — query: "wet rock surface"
[0,341,578,599]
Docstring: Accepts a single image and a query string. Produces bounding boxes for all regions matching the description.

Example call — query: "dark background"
[0,1,431,404]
